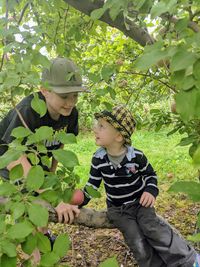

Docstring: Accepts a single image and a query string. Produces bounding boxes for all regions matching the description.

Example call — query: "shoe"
[193,254,200,267]
[44,230,56,250]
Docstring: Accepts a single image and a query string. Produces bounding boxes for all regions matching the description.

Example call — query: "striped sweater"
[81,146,159,207]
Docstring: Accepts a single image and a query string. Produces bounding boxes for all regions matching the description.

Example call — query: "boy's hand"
[139,192,155,207]
[55,202,80,224]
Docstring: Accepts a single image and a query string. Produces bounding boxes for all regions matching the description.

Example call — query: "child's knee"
[126,237,150,261]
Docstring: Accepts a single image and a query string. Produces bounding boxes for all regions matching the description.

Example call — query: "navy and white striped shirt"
[81,146,159,207]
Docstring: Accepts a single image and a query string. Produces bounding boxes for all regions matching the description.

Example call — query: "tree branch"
[161,14,200,33]
[49,205,114,229]
[120,71,177,92]
[0,197,113,228]
[18,2,29,25]
[63,0,154,46]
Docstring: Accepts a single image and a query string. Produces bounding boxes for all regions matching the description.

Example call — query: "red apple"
[70,189,84,205]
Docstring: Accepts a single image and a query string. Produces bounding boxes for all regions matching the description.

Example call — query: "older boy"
[0,57,85,262]
[80,105,198,267]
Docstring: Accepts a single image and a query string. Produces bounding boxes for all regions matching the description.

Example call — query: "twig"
[54,11,62,45]
[120,71,177,92]
[18,2,29,25]
[11,97,29,129]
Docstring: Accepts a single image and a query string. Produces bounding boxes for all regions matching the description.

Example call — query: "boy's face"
[93,118,123,147]
[41,89,78,120]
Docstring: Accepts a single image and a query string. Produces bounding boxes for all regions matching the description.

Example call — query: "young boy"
[79,105,199,267]
[0,57,84,261]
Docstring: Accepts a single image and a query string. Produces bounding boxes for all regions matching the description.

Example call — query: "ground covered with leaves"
[50,184,200,267]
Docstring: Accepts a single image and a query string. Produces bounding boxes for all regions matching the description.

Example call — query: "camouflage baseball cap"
[95,105,136,145]
[41,57,87,94]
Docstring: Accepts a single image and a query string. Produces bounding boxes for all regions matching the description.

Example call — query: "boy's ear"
[115,132,124,143]
[40,87,50,97]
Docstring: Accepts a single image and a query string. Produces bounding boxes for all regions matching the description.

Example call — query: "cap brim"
[51,85,89,94]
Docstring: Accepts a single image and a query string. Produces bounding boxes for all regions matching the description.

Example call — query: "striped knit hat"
[95,105,136,145]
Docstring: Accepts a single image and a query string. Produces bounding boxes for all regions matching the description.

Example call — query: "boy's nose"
[64,98,76,107]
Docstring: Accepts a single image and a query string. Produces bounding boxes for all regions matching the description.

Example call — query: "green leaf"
[52,149,79,168]
[175,18,189,33]
[65,72,75,81]
[42,173,60,189]
[0,149,22,169]
[31,93,47,117]
[135,0,148,11]
[99,257,119,267]
[53,233,70,258]
[187,233,200,242]
[21,234,37,255]
[34,126,54,142]
[168,181,200,202]
[36,232,51,253]
[193,145,200,167]
[2,240,17,257]
[135,42,167,70]
[62,188,73,203]
[0,183,17,196]
[90,8,105,20]
[56,132,77,144]
[182,75,195,91]
[138,0,153,13]
[175,88,200,122]
[0,215,6,234]
[151,2,166,18]
[41,155,51,169]
[10,202,25,220]
[170,51,196,72]
[11,126,32,138]
[26,165,45,191]
[177,136,197,147]
[40,252,60,266]
[193,60,200,80]
[85,185,101,198]
[32,53,50,68]
[101,65,115,82]
[40,190,59,205]
[4,73,20,88]
[27,153,40,165]
[28,203,49,227]
[7,221,34,239]
[109,2,122,21]
[102,101,112,110]
[9,164,23,181]
[0,254,17,267]
[151,0,177,18]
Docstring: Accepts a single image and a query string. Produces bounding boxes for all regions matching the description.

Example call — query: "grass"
[67,127,198,189]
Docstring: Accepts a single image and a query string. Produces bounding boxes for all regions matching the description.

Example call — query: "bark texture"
[48,204,114,229]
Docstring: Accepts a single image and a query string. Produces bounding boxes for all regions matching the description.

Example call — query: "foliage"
[0,125,80,266]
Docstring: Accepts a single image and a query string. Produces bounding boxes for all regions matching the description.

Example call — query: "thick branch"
[63,0,154,46]
[48,203,114,229]
[0,197,113,228]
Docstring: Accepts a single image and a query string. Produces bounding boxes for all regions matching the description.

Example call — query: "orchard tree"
[0,0,200,266]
